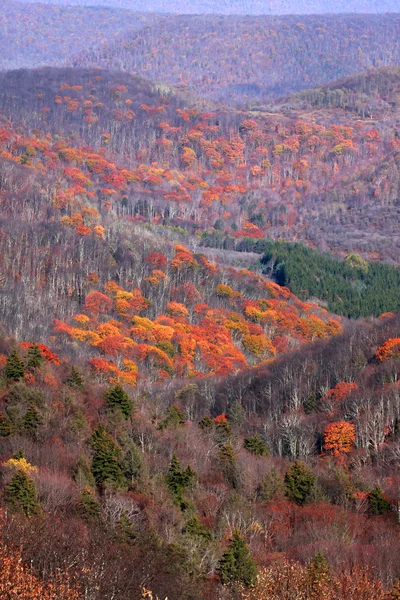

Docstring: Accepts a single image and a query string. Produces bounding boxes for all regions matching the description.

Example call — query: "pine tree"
[24,405,43,436]
[26,345,44,370]
[66,367,84,389]
[158,404,185,430]
[4,470,40,516]
[166,453,196,510]
[198,416,213,431]
[0,411,12,437]
[218,529,257,587]
[219,443,240,489]
[117,510,136,545]
[104,385,132,418]
[184,515,212,541]
[307,551,331,594]
[243,434,270,456]
[77,487,100,521]
[5,351,25,382]
[284,461,315,506]
[73,454,96,489]
[89,424,126,489]
[368,485,391,515]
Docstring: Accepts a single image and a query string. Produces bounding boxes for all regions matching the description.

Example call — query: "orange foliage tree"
[323,421,356,456]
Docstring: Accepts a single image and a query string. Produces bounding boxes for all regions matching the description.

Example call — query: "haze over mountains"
[9,0,400,14]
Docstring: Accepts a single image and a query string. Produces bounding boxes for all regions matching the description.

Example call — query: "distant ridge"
[8,0,400,14]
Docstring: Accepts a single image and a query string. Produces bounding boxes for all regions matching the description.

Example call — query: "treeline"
[260,240,400,318]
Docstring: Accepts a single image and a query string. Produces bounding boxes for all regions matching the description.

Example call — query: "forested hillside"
[78,14,400,102]
[0,1,155,71]
[1,3,400,598]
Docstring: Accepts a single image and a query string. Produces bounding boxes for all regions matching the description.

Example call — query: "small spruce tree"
[77,487,100,521]
[307,551,331,593]
[0,412,12,437]
[184,515,212,541]
[26,345,44,370]
[218,529,257,587]
[89,424,126,489]
[166,453,196,510]
[243,434,270,456]
[5,351,25,382]
[158,404,185,430]
[4,469,40,516]
[368,485,391,515]
[117,510,136,545]
[24,405,43,436]
[104,384,132,418]
[219,442,240,489]
[284,461,315,506]
[66,366,84,389]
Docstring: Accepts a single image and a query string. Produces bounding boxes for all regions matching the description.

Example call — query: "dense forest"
[1,2,400,598]
[260,241,400,318]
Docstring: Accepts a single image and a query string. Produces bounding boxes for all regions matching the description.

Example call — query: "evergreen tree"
[104,384,132,418]
[5,351,25,382]
[257,467,283,501]
[66,366,84,389]
[184,515,212,541]
[117,510,136,545]
[73,454,96,489]
[219,443,240,489]
[243,434,270,456]
[284,461,315,506]
[228,400,246,428]
[307,551,331,592]
[218,529,257,587]
[0,411,12,437]
[77,487,100,521]
[158,404,185,430]
[26,345,44,370]
[4,469,40,516]
[198,416,213,431]
[166,453,196,510]
[24,404,43,436]
[368,485,391,515]
[123,441,142,483]
[89,424,126,489]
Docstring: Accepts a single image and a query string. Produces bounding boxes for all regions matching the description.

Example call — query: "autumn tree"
[323,421,356,456]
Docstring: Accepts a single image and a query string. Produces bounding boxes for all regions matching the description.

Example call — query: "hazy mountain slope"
[0,1,157,71]
[77,14,400,102]
[9,0,400,14]
[283,65,400,116]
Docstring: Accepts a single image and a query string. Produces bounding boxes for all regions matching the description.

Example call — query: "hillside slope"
[78,14,400,103]
[0,1,156,71]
